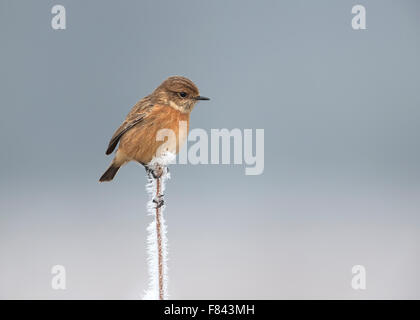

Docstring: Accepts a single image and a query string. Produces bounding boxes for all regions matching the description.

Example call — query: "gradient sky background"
[0,0,419,299]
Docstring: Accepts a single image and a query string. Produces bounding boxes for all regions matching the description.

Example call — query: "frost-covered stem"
[155,174,164,300]
[144,154,173,300]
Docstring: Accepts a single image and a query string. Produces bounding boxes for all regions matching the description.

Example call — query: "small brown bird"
[99,76,209,182]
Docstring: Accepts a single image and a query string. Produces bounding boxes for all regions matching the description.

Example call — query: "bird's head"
[153,76,210,113]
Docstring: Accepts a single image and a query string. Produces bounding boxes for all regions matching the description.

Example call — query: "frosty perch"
[99,76,210,182]
[99,76,209,299]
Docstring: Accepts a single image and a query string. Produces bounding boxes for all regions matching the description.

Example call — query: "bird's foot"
[146,165,164,179]
[153,194,164,209]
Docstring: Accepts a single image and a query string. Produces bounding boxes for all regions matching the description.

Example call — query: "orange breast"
[118,105,190,165]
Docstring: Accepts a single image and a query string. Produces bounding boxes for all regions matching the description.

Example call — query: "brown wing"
[105,95,153,155]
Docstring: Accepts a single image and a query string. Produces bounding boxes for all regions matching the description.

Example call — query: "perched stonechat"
[99,76,209,182]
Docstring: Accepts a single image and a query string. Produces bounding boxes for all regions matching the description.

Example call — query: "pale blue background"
[0,0,419,299]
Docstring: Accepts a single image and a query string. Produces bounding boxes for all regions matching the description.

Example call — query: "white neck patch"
[169,100,182,111]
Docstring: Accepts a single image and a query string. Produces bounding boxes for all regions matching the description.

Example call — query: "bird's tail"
[99,164,120,182]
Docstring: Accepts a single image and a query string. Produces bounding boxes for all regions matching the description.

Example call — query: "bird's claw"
[146,166,164,179]
[153,196,164,209]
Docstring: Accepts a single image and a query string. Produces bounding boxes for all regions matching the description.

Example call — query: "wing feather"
[105,96,153,155]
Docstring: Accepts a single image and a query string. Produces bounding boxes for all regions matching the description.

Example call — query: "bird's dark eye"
[178,92,187,98]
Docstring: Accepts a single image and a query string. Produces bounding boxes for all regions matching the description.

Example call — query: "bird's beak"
[194,96,210,101]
